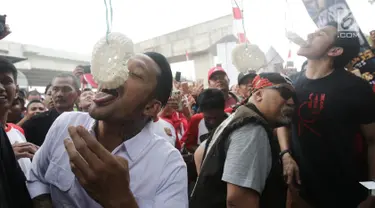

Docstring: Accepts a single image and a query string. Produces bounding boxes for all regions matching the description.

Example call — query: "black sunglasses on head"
[264,84,296,101]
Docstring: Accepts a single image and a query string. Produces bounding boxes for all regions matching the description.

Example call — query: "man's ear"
[327,46,344,57]
[74,89,81,104]
[252,90,263,102]
[143,100,162,119]
[15,85,19,99]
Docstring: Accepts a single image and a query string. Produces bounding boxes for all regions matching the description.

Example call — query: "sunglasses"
[263,84,296,100]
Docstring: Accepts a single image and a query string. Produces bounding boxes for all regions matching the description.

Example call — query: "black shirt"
[0,126,33,208]
[291,69,375,207]
[23,109,60,146]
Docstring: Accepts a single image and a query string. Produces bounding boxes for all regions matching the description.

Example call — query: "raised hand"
[12,141,39,159]
[0,24,11,40]
[64,126,137,208]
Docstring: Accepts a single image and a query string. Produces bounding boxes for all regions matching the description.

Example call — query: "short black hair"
[326,21,360,69]
[27,90,41,98]
[44,83,52,94]
[198,89,225,112]
[12,97,25,109]
[238,72,257,85]
[26,99,43,110]
[18,89,27,99]
[0,57,18,82]
[144,52,173,107]
[82,88,92,92]
[52,73,80,91]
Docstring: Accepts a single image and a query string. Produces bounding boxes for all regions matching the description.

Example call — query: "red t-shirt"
[180,113,206,150]
[181,109,233,150]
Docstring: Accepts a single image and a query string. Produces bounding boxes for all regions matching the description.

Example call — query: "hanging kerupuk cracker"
[230,0,266,73]
[91,32,134,89]
[232,43,267,73]
[286,31,308,47]
[90,0,135,89]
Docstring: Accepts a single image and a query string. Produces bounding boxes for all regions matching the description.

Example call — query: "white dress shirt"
[27,112,188,208]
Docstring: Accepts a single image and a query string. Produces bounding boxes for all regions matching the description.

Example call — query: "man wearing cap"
[237,72,257,101]
[190,72,295,208]
[207,65,239,108]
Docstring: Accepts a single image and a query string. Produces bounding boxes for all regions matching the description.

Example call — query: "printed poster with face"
[301,0,375,89]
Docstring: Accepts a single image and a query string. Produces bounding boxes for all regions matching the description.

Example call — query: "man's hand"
[0,24,11,40]
[167,96,180,111]
[12,141,39,159]
[64,126,137,208]
[73,66,84,78]
[282,153,301,186]
[17,112,37,127]
[191,83,204,98]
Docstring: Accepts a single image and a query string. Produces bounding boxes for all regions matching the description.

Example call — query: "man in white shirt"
[28,52,188,208]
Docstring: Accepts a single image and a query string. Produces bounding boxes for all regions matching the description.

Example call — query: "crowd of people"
[1,22,375,208]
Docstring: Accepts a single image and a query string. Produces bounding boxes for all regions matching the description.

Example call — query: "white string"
[284,0,292,63]
[284,0,293,33]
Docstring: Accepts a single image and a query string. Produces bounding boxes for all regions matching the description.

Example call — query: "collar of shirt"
[87,120,153,162]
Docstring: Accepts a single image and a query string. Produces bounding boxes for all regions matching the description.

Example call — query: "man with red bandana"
[207,65,239,108]
[191,72,295,208]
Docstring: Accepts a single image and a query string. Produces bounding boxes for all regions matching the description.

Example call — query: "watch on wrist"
[279,149,291,160]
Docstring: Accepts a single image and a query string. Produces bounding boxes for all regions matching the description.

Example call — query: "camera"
[0,15,7,37]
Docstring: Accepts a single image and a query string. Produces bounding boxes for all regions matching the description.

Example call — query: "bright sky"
[1,0,374,69]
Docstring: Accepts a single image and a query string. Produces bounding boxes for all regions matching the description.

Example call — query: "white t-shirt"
[197,118,209,144]
[5,125,32,177]
[150,118,177,146]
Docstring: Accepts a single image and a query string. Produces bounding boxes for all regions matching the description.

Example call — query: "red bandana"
[252,75,274,90]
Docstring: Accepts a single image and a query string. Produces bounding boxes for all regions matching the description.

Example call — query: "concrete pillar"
[193,52,214,87]
[216,42,238,87]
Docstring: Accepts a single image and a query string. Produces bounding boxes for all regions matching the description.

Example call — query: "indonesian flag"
[231,0,249,43]
[81,74,98,89]
[287,48,292,59]
[185,51,189,61]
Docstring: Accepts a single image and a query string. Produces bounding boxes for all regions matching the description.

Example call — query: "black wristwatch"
[279,149,292,162]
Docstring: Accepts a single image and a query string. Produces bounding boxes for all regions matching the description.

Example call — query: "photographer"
[0,15,10,40]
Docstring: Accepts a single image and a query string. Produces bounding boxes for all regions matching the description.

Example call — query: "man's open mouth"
[93,88,119,106]
[0,95,7,103]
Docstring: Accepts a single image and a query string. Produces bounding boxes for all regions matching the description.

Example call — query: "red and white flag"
[231,0,248,43]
